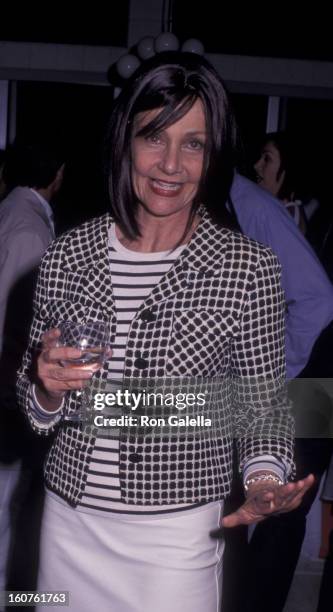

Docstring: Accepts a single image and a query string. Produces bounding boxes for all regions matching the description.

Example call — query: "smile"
[151,179,182,191]
[149,179,184,197]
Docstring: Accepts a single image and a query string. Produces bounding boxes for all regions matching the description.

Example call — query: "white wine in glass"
[57,320,110,422]
[60,347,106,369]
[58,321,110,369]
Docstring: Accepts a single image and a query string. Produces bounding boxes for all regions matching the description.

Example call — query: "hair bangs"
[135,94,197,139]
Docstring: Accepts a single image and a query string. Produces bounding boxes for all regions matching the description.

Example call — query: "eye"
[145,133,162,144]
[186,139,205,151]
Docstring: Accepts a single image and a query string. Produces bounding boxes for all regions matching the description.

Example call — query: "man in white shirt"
[0,144,64,597]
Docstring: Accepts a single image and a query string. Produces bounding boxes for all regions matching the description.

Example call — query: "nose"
[158,142,182,175]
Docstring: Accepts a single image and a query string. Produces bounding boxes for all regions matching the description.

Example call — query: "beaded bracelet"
[244,473,284,492]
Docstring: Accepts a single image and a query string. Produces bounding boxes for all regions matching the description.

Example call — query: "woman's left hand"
[222,473,315,528]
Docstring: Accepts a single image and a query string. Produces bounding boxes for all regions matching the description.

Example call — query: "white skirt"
[37,492,224,612]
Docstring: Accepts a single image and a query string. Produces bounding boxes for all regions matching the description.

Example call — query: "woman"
[17,52,313,612]
[254,131,308,233]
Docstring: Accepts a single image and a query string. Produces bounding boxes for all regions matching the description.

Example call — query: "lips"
[150,178,183,197]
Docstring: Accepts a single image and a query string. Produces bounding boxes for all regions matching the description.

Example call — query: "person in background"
[222,172,333,612]
[254,131,308,233]
[0,143,64,600]
[230,172,333,380]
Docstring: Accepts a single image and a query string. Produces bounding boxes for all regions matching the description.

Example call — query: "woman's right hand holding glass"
[35,328,97,412]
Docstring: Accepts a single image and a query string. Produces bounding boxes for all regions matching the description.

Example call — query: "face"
[254,141,285,198]
[131,98,206,222]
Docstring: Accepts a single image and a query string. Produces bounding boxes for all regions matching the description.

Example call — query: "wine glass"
[58,320,110,369]
[57,320,110,422]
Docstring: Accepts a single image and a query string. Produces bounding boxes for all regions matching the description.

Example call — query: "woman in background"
[254,131,308,233]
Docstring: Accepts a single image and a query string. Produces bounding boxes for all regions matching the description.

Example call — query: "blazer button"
[141,309,155,322]
[134,357,148,369]
[129,452,143,463]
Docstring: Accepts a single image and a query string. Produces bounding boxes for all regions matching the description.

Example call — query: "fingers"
[222,474,316,527]
[222,498,262,527]
[37,328,94,396]
[252,474,315,517]
[272,474,315,513]
[46,366,93,383]
[41,327,61,348]
[222,511,243,528]
[37,366,87,403]
[222,504,265,528]
[42,346,83,364]
[275,474,314,502]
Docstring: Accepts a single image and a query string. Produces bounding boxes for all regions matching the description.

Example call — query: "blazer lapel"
[62,214,115,318]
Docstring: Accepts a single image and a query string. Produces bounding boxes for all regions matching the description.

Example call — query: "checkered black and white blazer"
[17,211,294,507]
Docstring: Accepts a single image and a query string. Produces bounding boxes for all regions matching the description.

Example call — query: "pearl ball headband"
[115,34,205,80]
